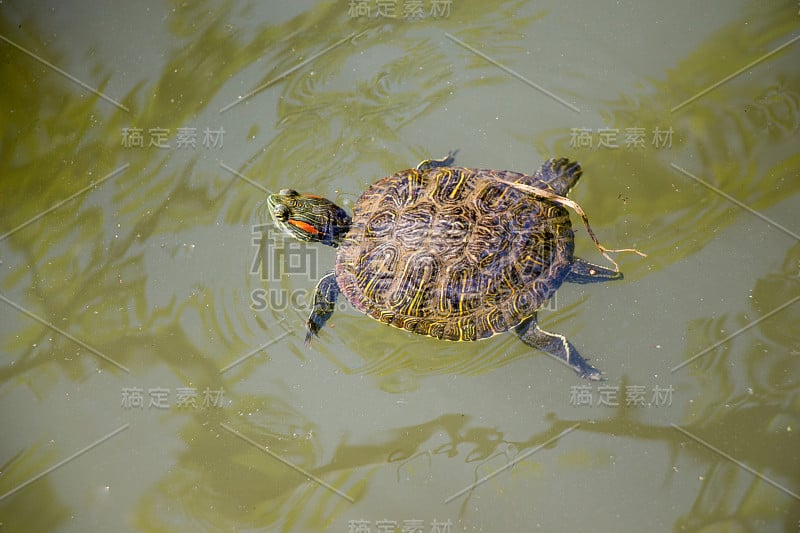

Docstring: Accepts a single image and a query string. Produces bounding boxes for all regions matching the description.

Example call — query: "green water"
[1,1,799,531]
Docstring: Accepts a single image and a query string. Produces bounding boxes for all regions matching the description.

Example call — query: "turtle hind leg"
[515,314,604,381]
[416,149,459,171]
[536,158,582,196]
[305,270,340,347]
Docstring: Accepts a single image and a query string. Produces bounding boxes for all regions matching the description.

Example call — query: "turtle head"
[266,189,351,247]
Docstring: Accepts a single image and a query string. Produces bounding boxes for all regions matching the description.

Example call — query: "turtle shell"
[334,166,575,341]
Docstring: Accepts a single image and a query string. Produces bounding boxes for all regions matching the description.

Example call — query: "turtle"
[266,153,643,380]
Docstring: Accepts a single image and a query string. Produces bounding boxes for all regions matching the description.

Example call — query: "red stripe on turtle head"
[288,219,322,235]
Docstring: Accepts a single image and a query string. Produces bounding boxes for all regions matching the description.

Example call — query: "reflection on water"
[0,448,70,531]
[673,242,800,530]
[1,0,798,531]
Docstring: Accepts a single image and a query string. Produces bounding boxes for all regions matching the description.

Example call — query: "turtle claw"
[304,330,315,349]
[304,320,321,349]
[573,356,605,381]
[581,366,605,382]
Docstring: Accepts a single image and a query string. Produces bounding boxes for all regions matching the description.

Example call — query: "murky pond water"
[1,1,799,531]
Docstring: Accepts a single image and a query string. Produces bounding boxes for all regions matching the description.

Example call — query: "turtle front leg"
[514,314,603,381]
[416,149,459,171]
[305,270,340,347]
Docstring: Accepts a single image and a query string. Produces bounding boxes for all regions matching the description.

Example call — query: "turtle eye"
[273,203,290,222]
[279,188,297,197]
